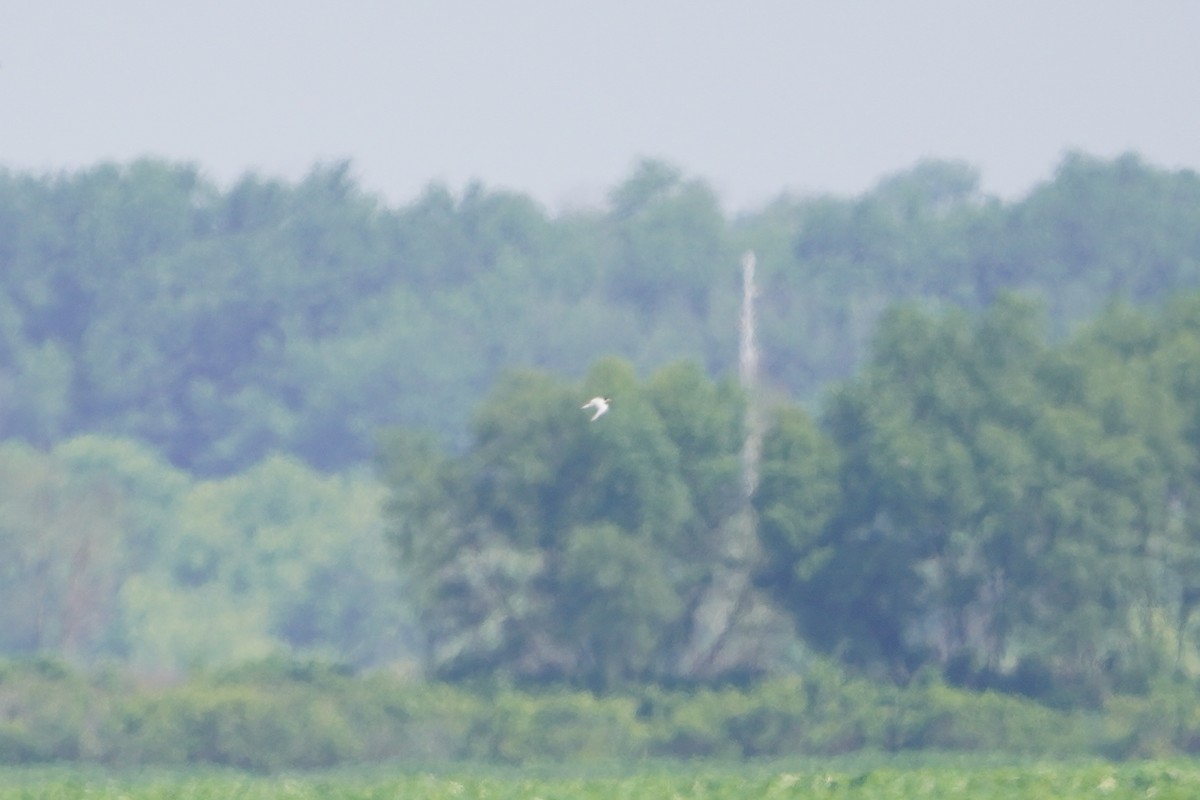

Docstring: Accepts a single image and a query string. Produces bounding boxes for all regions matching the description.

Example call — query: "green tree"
[1004,152,1200,325]
[771,294,1200,702]
[0,442,124,659]
[0,294,71,444]
[754,405,841,611]
[607,159,731,317]
[558,522,684,689]
[381,359,753,688]
[115,455,411,671]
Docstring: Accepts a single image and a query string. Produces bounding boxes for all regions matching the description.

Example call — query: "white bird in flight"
[581,396,611,421]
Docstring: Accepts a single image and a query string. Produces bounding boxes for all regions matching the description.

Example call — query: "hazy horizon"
[5,2,1200,212]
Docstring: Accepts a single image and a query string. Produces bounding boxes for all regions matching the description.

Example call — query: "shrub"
[0,658,92,764]
[2,656,1199,769]
[463,688,647,763]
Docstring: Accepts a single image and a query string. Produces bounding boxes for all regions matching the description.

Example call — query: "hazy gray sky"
[4,1,1199,211]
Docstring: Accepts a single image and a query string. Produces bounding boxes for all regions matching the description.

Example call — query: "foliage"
[0,658,94,763]
[0,438,414,673]
[5,762,1200,800]
[380,359,766,688]
[0,442,125,657]
[8,151,1200,714]
[378,289,1200,702]
[371,282,1200,702]
[7,656,1200,772]
[756,292,1200,701]
[4,153,1200,473]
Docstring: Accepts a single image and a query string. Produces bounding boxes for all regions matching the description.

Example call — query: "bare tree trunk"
[678,252,791,679]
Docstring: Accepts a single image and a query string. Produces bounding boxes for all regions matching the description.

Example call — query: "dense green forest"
[5,151,1200,717]
[5,152,1199,473]
[381,294,1200,707]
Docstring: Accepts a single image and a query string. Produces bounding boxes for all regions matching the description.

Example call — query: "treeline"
[6,151,1200,695]
[1,656,1193,771]
[3,154,1199,474]
[0,437,414,671]
[383,293,1200,707]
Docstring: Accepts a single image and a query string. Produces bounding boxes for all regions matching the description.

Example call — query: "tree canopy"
[4,153,1200,473]
[379,359,768,690]
[378,294,1200,704]
[6,152,1200,705]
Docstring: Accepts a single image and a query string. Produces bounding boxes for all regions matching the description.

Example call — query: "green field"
[4,760,1200,799]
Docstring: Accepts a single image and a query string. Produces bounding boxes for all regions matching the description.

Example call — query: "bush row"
[1,657,1197,771]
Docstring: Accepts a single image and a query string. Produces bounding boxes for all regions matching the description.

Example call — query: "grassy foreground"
[4,760,1200,799]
